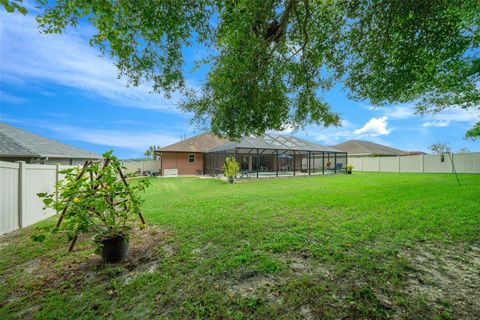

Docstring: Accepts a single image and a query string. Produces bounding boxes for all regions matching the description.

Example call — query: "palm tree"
[144,145,160,160]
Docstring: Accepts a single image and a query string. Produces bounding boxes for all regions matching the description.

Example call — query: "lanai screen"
[204,134,347,178]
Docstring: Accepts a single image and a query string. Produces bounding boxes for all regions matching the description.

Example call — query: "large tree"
[4,0,480,139]
[144,145,160,160]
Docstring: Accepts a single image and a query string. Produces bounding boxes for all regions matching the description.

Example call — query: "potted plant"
[346,164,353,174]
[326,160,331,168]
[35,151,150,263]
[223,156,240,183]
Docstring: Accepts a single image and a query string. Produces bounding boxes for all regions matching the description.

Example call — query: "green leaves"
[144,145,160,160]
[32,152,150,252]
[465,122,480,140]
[223,156,240,178]
[1,0,27,14]
[30,234,46,243]
[13,0,480,138]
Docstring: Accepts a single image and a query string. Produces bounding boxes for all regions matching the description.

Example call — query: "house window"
[188,154,195,164]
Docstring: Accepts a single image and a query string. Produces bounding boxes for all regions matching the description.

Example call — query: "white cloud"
[421,108,480,128]
[0,10,183,112]
[0,91,27,104]
[368,105,416,120]
[423,120,449,127]
[300,116,393,145]
[354,116,391,136]
[45,125,181,152]
[383,106,415,120]
[429,108,479,122]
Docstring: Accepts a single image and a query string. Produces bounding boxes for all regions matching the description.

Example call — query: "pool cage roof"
[207,134,344,154]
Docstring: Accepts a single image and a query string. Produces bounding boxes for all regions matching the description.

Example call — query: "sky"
[1,6,479,159]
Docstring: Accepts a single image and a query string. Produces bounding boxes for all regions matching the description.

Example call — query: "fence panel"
[21,164,58,227]
[423,155,452,173]
[362,157,379,171]
[452,152,480,173]
[379,157,398,172]
[123,160,161,175]
[0,162,19,235]
[399,155,423,172]
[348,158,363,171]
[0,161,77,234]
[351,153,480,173]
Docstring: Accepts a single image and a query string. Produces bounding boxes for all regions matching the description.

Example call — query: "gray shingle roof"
[0,122,101,159]
[330,140,406,156]
[208,134,343,153]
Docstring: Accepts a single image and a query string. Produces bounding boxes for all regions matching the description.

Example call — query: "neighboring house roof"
[402,151,427,156]
[330,139,406,156]
[208,134,343,153]
[157,133,229,153]
[0,122,101,159]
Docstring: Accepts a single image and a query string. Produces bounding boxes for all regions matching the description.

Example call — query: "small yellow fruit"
[73,197,80,203]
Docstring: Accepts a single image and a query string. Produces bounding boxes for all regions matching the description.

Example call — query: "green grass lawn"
[1,173,479,319]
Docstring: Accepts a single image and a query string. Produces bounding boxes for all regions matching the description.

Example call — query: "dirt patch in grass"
[222,267,283,306]
[1,225,170,311]
[401,242,480,319]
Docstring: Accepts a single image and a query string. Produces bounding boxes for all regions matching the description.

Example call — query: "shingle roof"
[157,133,229,153]
[208,134,343,153]
[0,122,101,159]
[330,140,406,156]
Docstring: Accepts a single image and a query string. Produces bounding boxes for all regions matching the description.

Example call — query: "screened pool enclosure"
[204,134,347,178]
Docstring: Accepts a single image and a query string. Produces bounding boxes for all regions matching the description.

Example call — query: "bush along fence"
[0,161,75,235]
[347,153,480,174]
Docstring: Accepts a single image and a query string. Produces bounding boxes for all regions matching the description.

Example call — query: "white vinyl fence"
[123,160,161,175]
[0,161,74,235]
[348,153,480,174]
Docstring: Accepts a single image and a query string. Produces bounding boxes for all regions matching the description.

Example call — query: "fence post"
[16,161,26,228]
[450,153,454,173]
[397,156,401,172]
[421,155,425,172]
[377,157,380,172]
[55,164,61,202]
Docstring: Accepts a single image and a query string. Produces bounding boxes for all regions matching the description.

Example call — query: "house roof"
[0,122,101,159]
[208,134,343,154]
[330,140,406,156]
[156,133,229,153]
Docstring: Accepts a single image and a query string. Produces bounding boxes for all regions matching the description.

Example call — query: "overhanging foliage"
[4,0,480,139]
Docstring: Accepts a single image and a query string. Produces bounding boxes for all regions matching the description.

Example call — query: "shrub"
[346,164,353,174]
[223,156,240,179]
[35,151,150,253]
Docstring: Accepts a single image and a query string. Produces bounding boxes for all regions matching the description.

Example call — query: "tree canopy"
[429,142,451,154]
[4,0,480,139]
[144,145,160,160]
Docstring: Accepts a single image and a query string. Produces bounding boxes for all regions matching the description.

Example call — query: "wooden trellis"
[54,158,147,252]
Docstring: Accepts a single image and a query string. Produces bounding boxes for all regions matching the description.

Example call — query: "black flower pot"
[347,171,352,174]
[227,176,234,184]
[100,235,129,263]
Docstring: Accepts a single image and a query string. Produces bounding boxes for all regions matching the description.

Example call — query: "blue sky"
[1,7,479,159]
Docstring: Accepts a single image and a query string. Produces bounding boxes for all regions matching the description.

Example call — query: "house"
[155,133,228,176]
[0,122,101,165]
[330,139,406,158]
[156,133,346,177]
